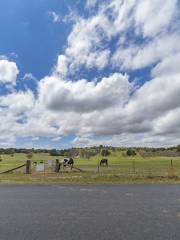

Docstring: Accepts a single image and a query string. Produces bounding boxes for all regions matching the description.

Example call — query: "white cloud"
[72,136,93,146]
[0,55,8,60]
[0,90,34,114]
[51,136,62,142]
[112,33,180,70]
[86,0,97,9]
[32,137,39,141]
[23,73,37,82]
[134,0,177,37]
[48,0,179,146]
[48,11,61,23]
[1,71,180,147]
[55,0,179,75]
[125,74,180,119]
[38,73,131,113]
[0,59,19,85]
[55,73,180,143]
[151,52,180,77]
[56,11,113,75]
[56,55,69,76]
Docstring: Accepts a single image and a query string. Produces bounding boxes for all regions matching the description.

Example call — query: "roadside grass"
[0,172,180,184]
[0,152,180,183]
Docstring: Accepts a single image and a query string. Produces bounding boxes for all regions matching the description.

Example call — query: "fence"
[0,159,180,179]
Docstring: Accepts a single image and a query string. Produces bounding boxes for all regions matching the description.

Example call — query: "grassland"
[0,151,180,184]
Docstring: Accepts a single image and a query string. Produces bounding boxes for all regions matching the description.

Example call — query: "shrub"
[126,148,136,156]
[27,152,33,159]
[177,144,180,152]
[101,149,111,157]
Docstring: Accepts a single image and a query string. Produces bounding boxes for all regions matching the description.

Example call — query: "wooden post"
[170,159,173,168]
[55,159,61,173]
[26,160,31,174]
[133,159,136,173]
[97,164,100,173]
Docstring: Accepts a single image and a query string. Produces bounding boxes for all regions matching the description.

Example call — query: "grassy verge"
[0,171,180,184]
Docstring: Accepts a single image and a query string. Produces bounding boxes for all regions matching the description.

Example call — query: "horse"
[61,158,74,170]
[100,158,108,167]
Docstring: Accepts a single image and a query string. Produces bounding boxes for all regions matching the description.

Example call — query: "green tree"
[49,149,60,156]
[101,149,110,157]
[126,148,136,156]
[177,144,180,152]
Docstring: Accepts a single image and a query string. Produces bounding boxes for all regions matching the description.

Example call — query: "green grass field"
[0,151,180,183]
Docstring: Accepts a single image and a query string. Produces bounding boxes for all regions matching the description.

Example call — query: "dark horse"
[61,158,74,169]
[100,159,108,167]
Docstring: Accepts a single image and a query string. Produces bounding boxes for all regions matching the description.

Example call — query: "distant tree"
[66,150,74,158]
[84,151,91,160]
[112,147,116,152]
[126,148,136,156]
[177,144,180,152]
[11,150,15,157]
[49,149,60,156]
[101,149,111,157]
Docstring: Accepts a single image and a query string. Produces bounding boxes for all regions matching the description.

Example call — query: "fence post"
[133,159,136,173]
[170,159,173,168]
[55,159,61,173]
[26,160,31,174]
[97,161,100,173]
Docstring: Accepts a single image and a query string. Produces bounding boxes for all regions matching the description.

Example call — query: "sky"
[0,0,180,149]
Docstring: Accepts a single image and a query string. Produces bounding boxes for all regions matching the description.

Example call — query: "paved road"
[0,184,180,240]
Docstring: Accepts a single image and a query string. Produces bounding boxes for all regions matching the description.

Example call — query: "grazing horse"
[61,158,74,169]
[100,158,108,167]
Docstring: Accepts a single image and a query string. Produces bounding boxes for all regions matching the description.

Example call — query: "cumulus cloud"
[55,0,179,75]
[125,74,180,120]
[1,71,180,147]
[23,69,177,146]
[0,59,19,85]
[52,72,180,146]
[151,52,180,77]
[56,55,69,76]
[112,33,180,70]
[39,73,131,113]
[0,90,34,114]
[56,14,112,75]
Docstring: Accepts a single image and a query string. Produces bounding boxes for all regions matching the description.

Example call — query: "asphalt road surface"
[0,184,180,240]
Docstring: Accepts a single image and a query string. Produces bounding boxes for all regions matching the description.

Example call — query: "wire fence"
[1,159,180,179]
